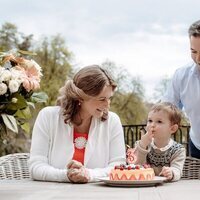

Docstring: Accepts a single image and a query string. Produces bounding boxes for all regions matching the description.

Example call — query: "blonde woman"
[29,65,126,183]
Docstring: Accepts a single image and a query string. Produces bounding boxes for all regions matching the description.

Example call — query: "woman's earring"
[78,102,81,106]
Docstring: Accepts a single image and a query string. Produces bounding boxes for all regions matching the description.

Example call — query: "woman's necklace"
[74,135,88,149]
[73,118,91,150]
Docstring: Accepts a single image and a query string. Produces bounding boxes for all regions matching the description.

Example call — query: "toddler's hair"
[150,102,182,126]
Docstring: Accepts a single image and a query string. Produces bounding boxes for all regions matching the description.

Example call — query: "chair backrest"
[0,153,31,180]
[182,156,200,179]
[1,153,199,180]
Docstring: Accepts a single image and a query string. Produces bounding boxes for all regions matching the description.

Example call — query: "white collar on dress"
[151,138,173,152]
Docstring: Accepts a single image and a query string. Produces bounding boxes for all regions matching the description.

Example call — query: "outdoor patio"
[0,178,199,200]
[0,124,199,200]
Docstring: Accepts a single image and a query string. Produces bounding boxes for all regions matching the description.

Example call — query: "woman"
[29,65,126,183]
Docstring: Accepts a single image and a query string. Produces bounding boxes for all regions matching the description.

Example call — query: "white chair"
[0,153,30,180]
[182,156,200,179]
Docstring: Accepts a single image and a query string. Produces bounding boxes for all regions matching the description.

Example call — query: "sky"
[0,0,200,102]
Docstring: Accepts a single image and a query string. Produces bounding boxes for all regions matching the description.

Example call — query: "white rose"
[10,68,24,84]
[0,82,7,95]
[0,69,11,82]
[8,80,20,93]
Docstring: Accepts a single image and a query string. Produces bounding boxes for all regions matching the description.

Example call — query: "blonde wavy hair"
[56,65,117,125]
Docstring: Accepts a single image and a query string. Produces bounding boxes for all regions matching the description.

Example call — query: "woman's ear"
[78,99,83,105]
[170,124,179,134]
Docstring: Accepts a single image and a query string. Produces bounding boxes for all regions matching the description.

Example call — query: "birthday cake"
[109,164,155,181]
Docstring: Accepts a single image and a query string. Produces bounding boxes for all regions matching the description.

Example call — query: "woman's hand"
[159,166,173,181]
[67,167,90,183]
[67,160,90,183]
[67,160,83,169]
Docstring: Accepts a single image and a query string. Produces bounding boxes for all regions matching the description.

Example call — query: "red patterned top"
[72,131,88,165]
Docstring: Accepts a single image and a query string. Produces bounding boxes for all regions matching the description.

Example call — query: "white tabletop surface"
[0,179,199,200]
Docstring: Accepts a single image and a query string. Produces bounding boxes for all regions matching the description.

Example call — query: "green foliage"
[0,50,48,137]
[0,22,150,156]
[34,35,73,105]
[0,129,31,156]
[0,23,19,51]
[111,91,147,124]
[0,23,73,156]
[31,92,49,104]
[153,75,171,101]
[1,114,18,133]
[0,22,33,52]
[102,60,148,124]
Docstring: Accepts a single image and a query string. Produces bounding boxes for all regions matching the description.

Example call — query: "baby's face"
[146,110,173,139]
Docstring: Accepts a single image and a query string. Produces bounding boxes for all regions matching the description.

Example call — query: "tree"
[0,23,73,156]
[102,60,148,124]
[18,34,34,51]
[0,22,19,51]
[0,22,33,52]
[34,34,73,105]
[153,75,171,102]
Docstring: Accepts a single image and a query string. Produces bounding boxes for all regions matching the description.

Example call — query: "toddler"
[134,102,186,181]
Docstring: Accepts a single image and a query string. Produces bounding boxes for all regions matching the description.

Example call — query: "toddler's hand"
[159,166,173,181]
[140,129,154,149]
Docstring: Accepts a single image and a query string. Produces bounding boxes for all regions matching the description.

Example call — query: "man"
[163,20,200,159]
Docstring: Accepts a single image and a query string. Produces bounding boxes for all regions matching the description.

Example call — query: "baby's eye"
[147,119,152,123]
[157,120,162,123]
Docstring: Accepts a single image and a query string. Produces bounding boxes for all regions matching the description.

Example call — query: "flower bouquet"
[0,49,48,134]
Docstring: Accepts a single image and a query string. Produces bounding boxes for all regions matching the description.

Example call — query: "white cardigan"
[29,106,126,182]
